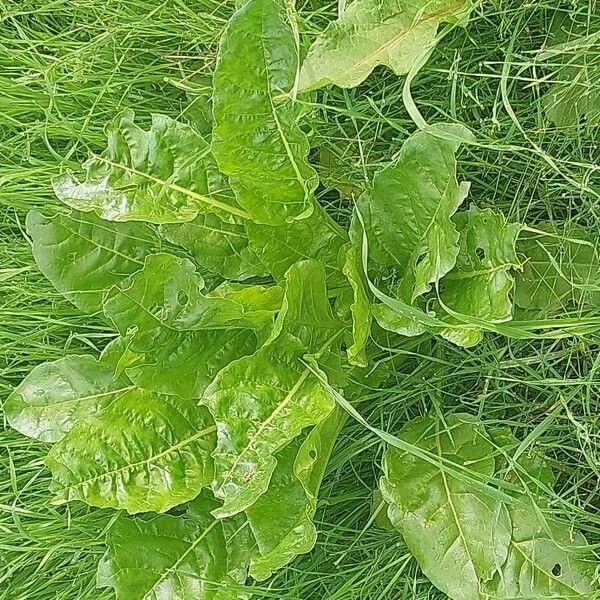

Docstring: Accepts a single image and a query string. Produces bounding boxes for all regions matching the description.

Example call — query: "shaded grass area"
[0,0,599,598]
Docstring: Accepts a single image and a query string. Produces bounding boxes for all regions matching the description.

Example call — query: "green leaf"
[212,0,318,224]
[53,109,245,224]
[26,210,159,314]
[356,123,473,305]
[4,355,132,443]
[268,259,343,350]
[102,253,263,398]
[540,17,600,130]
[299,0,474,91]
[124,329,257,400]
[159,213,267,281]
[380,413,512,600]
[436,206,522,347]
[484,503,598,599]
[246,406,346,580]
[343,244,371,367]
[104,253,281,334]
[97,493,250,600]
[246,203,347,283]
[485,428,598,598]
[46,390,216,513]
[514,225,600,316]
[205,334,336,519]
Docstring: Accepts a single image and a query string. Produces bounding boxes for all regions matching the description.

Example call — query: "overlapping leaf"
[356,123,473,300]
[160,213,267,281]
[53,109,244,224]
[245,204,348,284]
[437,206,522,346]
[4,355,132,443]
[212,0,317,225]
[104,253,281,335]
[381,414,599,600]
[97,493,252,600]
[206,333,336,519]
[103,253,265,398]
[206,261,341,518]
[380,414,512,600]
[26,210,159,314]
[514,225,600,316]
[540,16,600,129]
[46,389,216,513]
[246,406,346,580]
[299,0,474,91]
[352,123,473,336]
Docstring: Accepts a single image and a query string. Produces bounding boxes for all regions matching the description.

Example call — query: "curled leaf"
[53,109,244,224]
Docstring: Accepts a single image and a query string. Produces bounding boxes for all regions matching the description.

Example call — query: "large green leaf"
[245,203,347,284]
[53,109,244,224]
[26,210,159,314]
[123,329,257,400]
[46,389,216,513]
[484,502,597,598]
[205,334,336,519]
[299,0,474,91]
[212,0,317,225]
[102,253,263,398]
[356,123,473,303]
[97,494,250,600]
[159,213,267,281]
[4,355,131,443]
[514,225,600,316]
[380,414,512,600]
[246,406,346,581]
[437,206,521,347]
[484,428,598,598]
[104,253,281,335]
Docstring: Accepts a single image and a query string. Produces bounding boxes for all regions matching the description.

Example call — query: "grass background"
[1,0,599,598]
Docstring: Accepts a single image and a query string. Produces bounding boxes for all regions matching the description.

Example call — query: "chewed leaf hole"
[308,449,317,460]
[177,291,189,306]
[476,247,485,261]
[552,563,562,577]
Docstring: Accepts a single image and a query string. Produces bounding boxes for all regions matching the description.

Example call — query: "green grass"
[1,0,599,598]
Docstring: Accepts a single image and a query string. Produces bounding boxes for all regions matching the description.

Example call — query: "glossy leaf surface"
[356,124,473,303]
[437,206,521,347]
[53,109,243,223]
[104,253,280,334]
[97,494,248,600]
[246,203,347,284]
[46,390,216,513]
[160,213,267,281]
[212,0,317,224]
[299,0,474,91]
[5,355,131,443]
[103,253,261,398]
[206,334,336,519]
[26,210,159,314]
[246,406,346,580]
